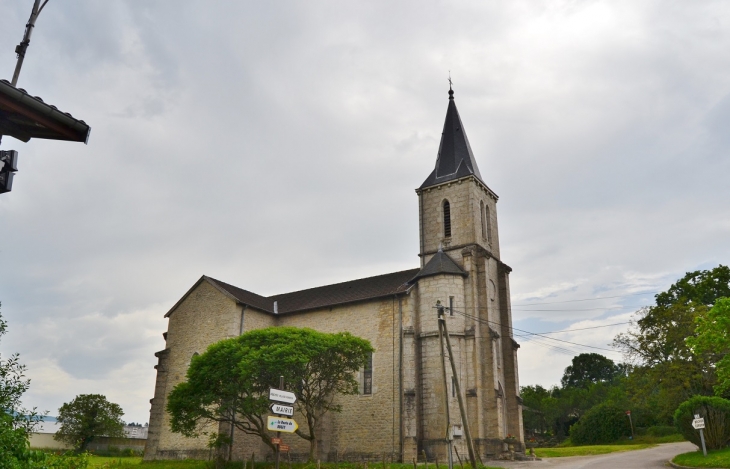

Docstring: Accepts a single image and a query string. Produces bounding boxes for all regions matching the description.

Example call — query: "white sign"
[692,418,705,430]
[269,388,297,404]
[267,416,298,433]
[271,403,294,416]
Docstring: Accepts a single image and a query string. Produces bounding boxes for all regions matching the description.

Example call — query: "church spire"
[419,87,484,189]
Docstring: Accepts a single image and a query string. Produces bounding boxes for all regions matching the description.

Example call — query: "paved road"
[487,442,697,469]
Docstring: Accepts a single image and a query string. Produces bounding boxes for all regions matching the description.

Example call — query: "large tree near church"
[613,265,730,422]
[167,327,373,461]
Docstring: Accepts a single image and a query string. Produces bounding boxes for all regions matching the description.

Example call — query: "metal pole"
[437,306,454,469]
[627,412,634,439]
[439,304,478,469]
[276,376,283,469]
[699,429,707,457]
[11,0,46,87]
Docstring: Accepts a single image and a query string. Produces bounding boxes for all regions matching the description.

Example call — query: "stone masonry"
[145,89,524,462]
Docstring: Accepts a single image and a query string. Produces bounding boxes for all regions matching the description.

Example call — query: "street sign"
[280,444,290,452]
[692,418,705,430]
[625,410,631,415]
[268,416,299,433]
[270,388,297,404]
[271,438,282,445]
[271,403,294,416]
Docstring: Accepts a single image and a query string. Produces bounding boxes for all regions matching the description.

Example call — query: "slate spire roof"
[409,247,467,283]
[420,87,484,189]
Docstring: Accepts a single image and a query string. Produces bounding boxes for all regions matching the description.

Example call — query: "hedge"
[570,402,631,445]
[674,395,730,450]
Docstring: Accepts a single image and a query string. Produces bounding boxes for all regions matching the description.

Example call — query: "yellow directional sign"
[267,416,298,433]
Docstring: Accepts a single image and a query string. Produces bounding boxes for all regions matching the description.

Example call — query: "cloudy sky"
[1,1,729,424]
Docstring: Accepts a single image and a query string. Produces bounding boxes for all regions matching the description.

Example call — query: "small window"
[480,200,487,240]
[362,352,373,395]
[443,200,452,238]
[451,376,456,397]
[485,205,492,244]
[449,296,454,317]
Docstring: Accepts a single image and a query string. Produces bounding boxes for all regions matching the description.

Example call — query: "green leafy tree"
[0,304,46,469]
[674,395,730,450]
[167,327,373,461]
[55,394,125,451]
[613,265,730,423]
[569,402,631,445]
[560,353,622,389]
[687,297,730,397]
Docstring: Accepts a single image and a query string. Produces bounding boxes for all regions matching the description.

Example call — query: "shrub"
[646,425,679,437]
[569,403,631,445]
[674,395,730,450]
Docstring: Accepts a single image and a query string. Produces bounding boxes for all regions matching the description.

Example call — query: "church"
[145,88,524,462]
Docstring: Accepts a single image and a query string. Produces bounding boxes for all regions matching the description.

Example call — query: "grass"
[534,444,655,457]
[533,433,686,458]
[88,455,143,467]
[87,460,501,469]
[673,446,730,468]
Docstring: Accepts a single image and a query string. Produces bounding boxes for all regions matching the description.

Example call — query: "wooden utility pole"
[437,306,454,469]
[437,302,477,469]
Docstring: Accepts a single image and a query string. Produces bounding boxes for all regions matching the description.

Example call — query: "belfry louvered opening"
[443,200,452,237]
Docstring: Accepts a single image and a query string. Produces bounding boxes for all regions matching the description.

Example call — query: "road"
[487,442,697,469]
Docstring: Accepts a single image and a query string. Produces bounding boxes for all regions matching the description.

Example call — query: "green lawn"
[89,456,143,467]
[534,444,655,458]
[673,446,730,468]
[87,461,500,469]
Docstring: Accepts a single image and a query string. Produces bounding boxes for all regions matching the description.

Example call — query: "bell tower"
[417,87,501,267]
[411,87,523,460]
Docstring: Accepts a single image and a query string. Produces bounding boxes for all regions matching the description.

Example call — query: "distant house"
[29,419,148,451]
[124,425,149,439]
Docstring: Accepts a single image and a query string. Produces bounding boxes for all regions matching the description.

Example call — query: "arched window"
[443,200,451,238]
[485,204,492,244]
[480,200,487,239]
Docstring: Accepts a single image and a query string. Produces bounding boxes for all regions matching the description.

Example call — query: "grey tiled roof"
[420,89,484,190]
[409,250,467,283]
[206,268,419,315]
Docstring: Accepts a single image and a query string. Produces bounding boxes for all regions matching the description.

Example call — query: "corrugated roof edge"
[0,79,91,143]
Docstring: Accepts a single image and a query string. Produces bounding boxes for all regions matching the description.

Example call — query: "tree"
[569,402,631,445]
[613,265,730,423]
[167,327,373,461]
[0,304,45,468]
[687,297,730,397]
[560,353,621,389]
[55,394,125,451]
[674,395,730,450]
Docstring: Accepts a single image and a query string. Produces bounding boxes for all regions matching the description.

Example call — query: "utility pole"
[437,301,478,469]
[438,305,454,469]
[12,0,50,87]
[275,375,283,469]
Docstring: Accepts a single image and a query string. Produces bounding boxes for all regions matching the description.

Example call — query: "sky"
[0,0,729,425]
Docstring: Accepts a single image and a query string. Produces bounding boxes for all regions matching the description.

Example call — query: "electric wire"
[444,306,622,355]
[512,291,656,307]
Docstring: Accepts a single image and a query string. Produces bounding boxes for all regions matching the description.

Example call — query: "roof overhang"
[0,79,90,143]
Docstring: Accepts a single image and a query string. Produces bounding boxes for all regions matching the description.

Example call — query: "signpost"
[270,388,297,404]
[269,379,298,469]
[625,410,634,439]
[267,416,299,433]
[692,414,707,456]
[270,403,294,416]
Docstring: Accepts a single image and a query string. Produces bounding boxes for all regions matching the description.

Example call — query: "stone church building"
[145,88,524,461]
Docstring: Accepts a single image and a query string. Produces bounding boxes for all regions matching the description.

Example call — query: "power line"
[535,322,631,334]
[511,291,656,307]
[447,307,621,354]
[512,307,626,312]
